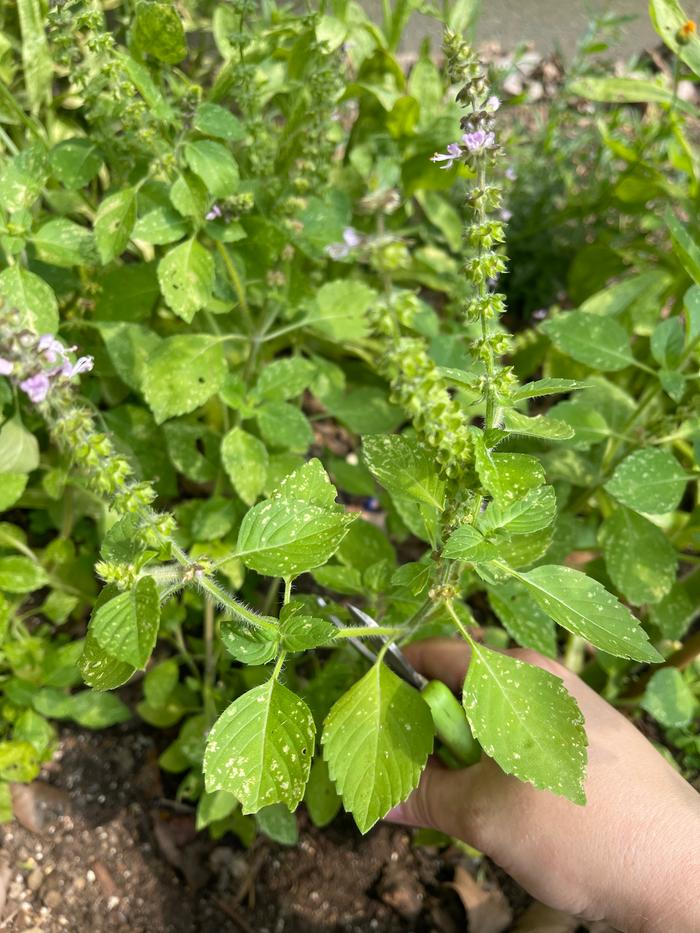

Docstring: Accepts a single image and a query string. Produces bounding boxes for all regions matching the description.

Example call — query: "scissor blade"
[347,604,426,691]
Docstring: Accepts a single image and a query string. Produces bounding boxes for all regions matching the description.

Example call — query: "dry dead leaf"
[447,864,512,933]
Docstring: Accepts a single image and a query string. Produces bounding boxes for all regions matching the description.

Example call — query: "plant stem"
[203,596,216,725]
[215,240,251,332]
[198,575,278,635]
[444,599,475,645]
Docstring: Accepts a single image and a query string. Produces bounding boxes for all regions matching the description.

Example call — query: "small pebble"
[27,868,44,891]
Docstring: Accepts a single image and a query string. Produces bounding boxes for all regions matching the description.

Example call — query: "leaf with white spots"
[90,575,160,669]
[540,310,635,371]
[271,459,339,510]
[641,668,696,728]
[605,449,688,514]
[502,409,574,441]
[322,664,434,833]
[236,496,355,578]
[204,679,315,813]
[462,643,587,804]
[221,426,268,506]
[362,434,446,510]
[600,507,678,606]
[510,378,591,401]
[516,565,663,662]
[94,187,137,263]
[142,334,226,424]
[279,602,336,652]
[157,237,214,323]
[0,265,58,334]
[487,584,557,658]
[479,486,557,536]
[442,525,498,562]
[220,620,279,665]
[184,140,240,198]
[474,441,545,503]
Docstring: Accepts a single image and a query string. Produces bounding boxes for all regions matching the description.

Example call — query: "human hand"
[386,639,700,933]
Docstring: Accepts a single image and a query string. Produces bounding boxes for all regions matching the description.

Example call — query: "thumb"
[385,757,489,845]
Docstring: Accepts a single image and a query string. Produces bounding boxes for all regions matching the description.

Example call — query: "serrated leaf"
[322,664,434,832]
[502,409,574,440]
[279,603,336,651]
[32,218,97,267]
[220,621,279,665]
[193,102,245,141]
[236,497,355,579]
[0,265,58,334]
[50,138,103,189]
[309,279,376,341]
[142,334,226,424]
[516,564,663,662]
[479,486,556,536]
[363,434,445,510]
[600,507,678,606]
[443,525,498,562]
[541,311,634,371]
[184,140,239,198]
[157,238,214,322]
[257,402,314,452]
[0,556,47,593]
[204,679,315,812]
[132,0,187,64]
[488,584,557,657]
[253,357,315,401]
[134,206,189,245]
[475,446,545,502]
[221,426,268,506]
[641,668,696,728]
[91,575,160,668]
[510,378,590,401]
[271,459,339,509]
[96,321,161,391]
[463,644,587,803]
[94,187,137,263]
[605,449,688,514]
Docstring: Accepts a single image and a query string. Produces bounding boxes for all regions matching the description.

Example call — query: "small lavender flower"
[505,166,517,182]
[61,356,94,379]
[205,204,223,221]
[500,208,513,222]
[38,334,67,364]
[325,226,363,259]
[462,129,495,153]
[532,308,548,321]
[485,96,500,112]
[430,142,462,170]
[0,357,13,376]
[20,373,51,404]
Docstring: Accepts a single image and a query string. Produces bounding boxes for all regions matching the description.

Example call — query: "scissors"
[318,598,481,769]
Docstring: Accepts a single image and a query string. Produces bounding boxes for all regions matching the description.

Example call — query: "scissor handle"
[421,679,481,768]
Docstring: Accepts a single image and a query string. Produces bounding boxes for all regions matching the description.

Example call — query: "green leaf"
[549,402,610,449]
[204,679,315,812]
[336,519,396,572]
[80,632,135,691]
[184,140,239,198]
[143,334,226,424]
[236,498,355,578]
[221,426,268,506]
[132,0,187,64]
[253,357,315,401]
[0,473,27,510]
[256,803,299,844]
[569,75,697,117]
[641,668,696,728]
[443,525,498,562]
[304,756,341,828]
[196,789,238,831]
[650,0,700,80]
[144,659,179,708]
[157,237,215,322]
[257,402,314,452]
[322,664,434,832]
[479,486,557,536]
[272,459,340,509]
[362,434,445,510]
[94,187,138,264]
[516,565,663,662]
[94,261,160,323]
[309,280,376,341]
[279,604,336,652]
[665,210,700,285]
[193,102,245,141]
[0,556,48,593]
[0,265,58,334]
[96,321,161,392]
[651,317,684,369]
[134,206,189,245]
[475,447,545,502]
[502,409,574,441]
[50,138,103,189]
[605,449,688,514]
[18,0,52,111]
[463,644,587,803]
[0,740,40,783]
[32,218,97,268]
[600,507,678,606]
[649,569,700,639]
[0,147,47,212]
[91,575,160,668]
[541,311,634,371]
[488,584,557,657]
[510,378,591,401]
[220,621,279,665]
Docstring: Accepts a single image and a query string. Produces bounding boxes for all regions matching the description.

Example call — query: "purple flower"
[532,308,548,321]
[38,334,66,364]
[0,357,13,376]
[325,226,363,260]
[61,355,94,379]
[342,227,362,248]
[485,96,501,112]
[430,142,462,170]
[205,204,223,221]
[20,373,51,404]
[505,166,517,182]
[500,208,513,222]
[462,129,495,153]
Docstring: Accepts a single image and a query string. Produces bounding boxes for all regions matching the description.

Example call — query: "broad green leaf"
[651,317,684,369]
[304,756,341,828]
[312,564,363,595]
[502,409,574,441]
[18,0,52,111]
[204,679,315,812]
[157,238,215,322]
[336,519,396,572]
[649,569,700,639]
[488,584,557,657]
[479,486,556,536]
[13,709,54,758]
[94,187,138,263]
[362,434,445,510]
[511,378,590,402]
[80,619,136,691]
[443,525,498,562]
[96,321,161,392]
[541,311,634,371]
[279,604,336,652]
[256,803,298,844]
[257,402,314,452]
[221,426,268,506]
[170,171,208,218]
[94,262,160,322]
[34,688,131,729]
[0,556,47,593]
[322,664,434,832]
[0,146,47,212]
[132,0,187,63]
[0,740,40,783]
[309,280,376,341]
[193,103,245,141]
[184,140,239,198]
[196,789,238,831]
[144,659,179,708]
[220,620,279,665]
[134,207,189,245]
[605,449,688,514]
[570,75,697,117]
[463,644,587,803]
[32,218,97,268]
[641,668,696,728]
[516,565,662,662]
[91,575,160,668]
[650,0,700,79]
[236,498,355,578]
[272,459,339,509]
[253,357,315,401]
[600,507,677,606]
[325,387,403,435]
[50,138,103,189]
[142,334,226,424]
[475,446,545,502]
[665,210,700,285]
[495,526,554,570]
[0,265,58,334]
[549,402,609,449]
[0,474,27,510]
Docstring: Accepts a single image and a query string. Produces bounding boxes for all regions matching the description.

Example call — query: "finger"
[404,637,471,693]
[385,757,490,849]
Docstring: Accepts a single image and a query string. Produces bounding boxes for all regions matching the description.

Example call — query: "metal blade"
[347,604,427,690]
